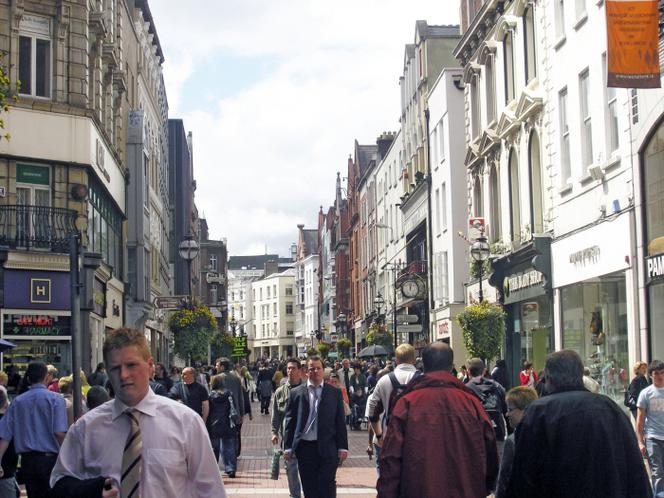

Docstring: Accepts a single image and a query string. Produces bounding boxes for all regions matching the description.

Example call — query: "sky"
[149,1,460,256]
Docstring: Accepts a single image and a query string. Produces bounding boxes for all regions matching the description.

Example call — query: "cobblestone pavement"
[225,398,378,497]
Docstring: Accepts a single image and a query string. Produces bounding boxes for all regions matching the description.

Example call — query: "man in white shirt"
[50,327,225,498]
[365,344,418,474]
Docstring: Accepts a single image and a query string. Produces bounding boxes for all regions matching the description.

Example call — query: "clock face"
[402,280,419,298]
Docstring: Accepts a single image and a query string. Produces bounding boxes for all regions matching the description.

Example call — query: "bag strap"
[181,382,189,404]
[388,372,403,391]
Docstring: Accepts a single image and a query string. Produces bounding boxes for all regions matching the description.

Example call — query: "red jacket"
[377,370,498,498]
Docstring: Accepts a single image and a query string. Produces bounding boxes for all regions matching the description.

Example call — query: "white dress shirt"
[50,388,226,498]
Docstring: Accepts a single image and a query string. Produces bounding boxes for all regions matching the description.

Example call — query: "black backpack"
[470,378,506,440]
[383,370,422,429]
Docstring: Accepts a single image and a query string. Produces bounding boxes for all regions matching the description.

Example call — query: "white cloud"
[149,0,459,255]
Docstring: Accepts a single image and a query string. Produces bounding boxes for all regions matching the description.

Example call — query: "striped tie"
[121,410,142,498]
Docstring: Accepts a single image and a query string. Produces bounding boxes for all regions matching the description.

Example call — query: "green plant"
[366,323,393,349]
[317,342,330,359]
[306,347,317,357]
[336,338,352,358]
[457,301,506,364]
[168,305,217,363]
[469,259,491,280]
[210,332,235,359]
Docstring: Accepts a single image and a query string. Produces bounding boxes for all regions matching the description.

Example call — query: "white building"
[251,268,296,359]
[294,225,320,355]
[427,68,473,364]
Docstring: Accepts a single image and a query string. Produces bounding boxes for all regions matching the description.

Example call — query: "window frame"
[503,31,516,104]
[559,87,572,186]
[18,16,52,99]
[579,69,594,167]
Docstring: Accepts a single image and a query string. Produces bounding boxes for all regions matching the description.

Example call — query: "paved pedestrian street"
[227,399,377,497]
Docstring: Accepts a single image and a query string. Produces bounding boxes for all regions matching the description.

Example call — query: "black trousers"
[21,452,57,498]
[295,440,337,498]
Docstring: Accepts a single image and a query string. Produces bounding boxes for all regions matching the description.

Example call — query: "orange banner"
[606,0,661,88]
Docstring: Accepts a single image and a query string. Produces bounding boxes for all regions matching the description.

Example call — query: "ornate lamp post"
[178,233,199,306]
[470,236,491,303]
[374,293,385,324]
[229,315,237,337]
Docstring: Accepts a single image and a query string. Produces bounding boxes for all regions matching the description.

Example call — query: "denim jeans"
[647,439,664,498]
[374,444,381,476]
[284,454,302,498]
[0,477,19,498]
[211,436,238,473]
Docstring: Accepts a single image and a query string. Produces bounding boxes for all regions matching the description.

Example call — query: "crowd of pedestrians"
[1,328,664,497]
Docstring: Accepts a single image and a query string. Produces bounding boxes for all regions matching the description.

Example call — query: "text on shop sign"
[647,253,664,281]
[569,246,601,267]
[507,270,543,292]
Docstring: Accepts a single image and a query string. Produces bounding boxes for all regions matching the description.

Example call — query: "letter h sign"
[31,278,51,304]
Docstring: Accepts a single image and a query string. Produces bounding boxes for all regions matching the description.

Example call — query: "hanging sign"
[606,0,661,88]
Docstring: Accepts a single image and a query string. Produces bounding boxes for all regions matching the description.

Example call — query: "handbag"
[624,390,637,410]
[228,393,240,428]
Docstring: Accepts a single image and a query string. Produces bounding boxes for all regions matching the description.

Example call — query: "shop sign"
[503,268,546,305]
[646,253,664,282]
[569,246,601,268]
[17,164,49,185]
[437,320,450,338]
[3,314,71,336]
[5,270,70,310]
[232,336,247,357]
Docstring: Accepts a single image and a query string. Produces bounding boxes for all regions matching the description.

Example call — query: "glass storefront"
[3,339,72,381]
[562,272,628,406]
[513,295,553,374]
[649,283,664,361]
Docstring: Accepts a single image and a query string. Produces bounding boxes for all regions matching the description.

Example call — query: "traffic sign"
[397,324,423,333]
[396,314,419,324]
[153,295,188,309]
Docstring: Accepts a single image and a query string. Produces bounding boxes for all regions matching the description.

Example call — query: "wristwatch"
[376,433,383,440]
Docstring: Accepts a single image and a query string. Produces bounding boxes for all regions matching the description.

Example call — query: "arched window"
[473,175,483,217]
[524,5,537,84]
[471,73,482,139]
[509,149,521,244]
[504,31,515,103]
[529,131,544,234]
[485,55,496,124]
[489,164,501,243]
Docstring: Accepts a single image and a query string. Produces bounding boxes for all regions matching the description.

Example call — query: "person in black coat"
[491,359,510,390]
[207,374,239,478]
[627,361,650,419]
[283,356,348,498]
[505,350,652,498]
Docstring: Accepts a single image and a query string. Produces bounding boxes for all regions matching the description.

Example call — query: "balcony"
[398,260,428,279]
[0,205,78,252]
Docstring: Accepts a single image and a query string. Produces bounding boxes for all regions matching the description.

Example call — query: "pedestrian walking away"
[50,327,226,497]
[207,373,240,478]
[637,359,664,498]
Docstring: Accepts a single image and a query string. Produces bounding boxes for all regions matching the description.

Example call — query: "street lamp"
[374,293,385,323]
[229,315,237,337]
[470,235,491,302]
[336,313,347,338]
[178,233,199,306]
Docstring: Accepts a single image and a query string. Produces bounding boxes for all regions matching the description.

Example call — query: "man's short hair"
[26,361,48,384]
[86,385,110,409]
[307,356,323,367]
[467,358,485,377]
[103,327,151,363]
[506,386,538,410]
[544,350,584,392]
[96,362,105,371]
[216,358,231,371]
[648,360,664,375]
[395,344,416,364]
[286,358,301,368]
[422,342,454,373]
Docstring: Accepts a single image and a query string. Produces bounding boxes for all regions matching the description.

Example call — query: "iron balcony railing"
[0,205,78,252]
[398,260,428,279]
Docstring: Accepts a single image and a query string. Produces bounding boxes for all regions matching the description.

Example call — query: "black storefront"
[489,236,553,386]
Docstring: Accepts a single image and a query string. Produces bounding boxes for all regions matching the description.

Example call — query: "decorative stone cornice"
[477,41,498,64]
[463,62,482,84]
[494,15,519,41]
[515,79,545,122]
[5,251,69,272]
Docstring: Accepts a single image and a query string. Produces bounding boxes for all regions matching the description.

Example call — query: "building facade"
[294,224,319,355]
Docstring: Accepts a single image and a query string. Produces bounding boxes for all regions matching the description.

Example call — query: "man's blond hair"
[395,344,416,364]
[103,327,151,363]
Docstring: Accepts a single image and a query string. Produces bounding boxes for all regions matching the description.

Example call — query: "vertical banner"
[606,0,661,88]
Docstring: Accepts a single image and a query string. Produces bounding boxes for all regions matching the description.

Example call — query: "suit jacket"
[283,382,348,461]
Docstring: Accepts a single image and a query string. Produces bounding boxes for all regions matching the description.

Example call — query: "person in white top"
[365,344,418,474]
[50,327,225,498]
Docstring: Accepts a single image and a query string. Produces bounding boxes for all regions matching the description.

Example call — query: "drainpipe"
[424,107,435,343]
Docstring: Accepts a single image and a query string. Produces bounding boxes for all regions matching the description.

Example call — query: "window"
[285,286,293,296]
[485,56,496,124]
[435,188,441,235]
[142,153,149,208]
[504,31,515,103]
[286,303,293,315]
[18,15,51,98]
[273,284,277,296]
[87,180,122,272]
[579,69,593,167]
[471,73,482,139]
[209,254,217,271]
[473,176,483,217]
[555,0,566,40]
[441,182,448,231]
[575,0,586,21]
[210,285,218,304]
[16,164,50,249]
[603,53,619,155]
[489,165,501,243]
[631,89,639,124]
[524,6,537,83]
[267,286,271,298]
[559,88,571,184]
[438,119,445,163]
[273,303,277,316]
[529,132,544,234]
[509,149,522,244]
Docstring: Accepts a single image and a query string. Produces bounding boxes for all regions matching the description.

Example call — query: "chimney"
[376,131,395,162]
[264,260,278,277]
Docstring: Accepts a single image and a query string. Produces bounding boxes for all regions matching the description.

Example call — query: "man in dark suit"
[284,356,348,498]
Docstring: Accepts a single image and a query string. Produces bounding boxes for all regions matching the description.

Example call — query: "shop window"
[529,131,544,234]
[18,15,52,99]
[514,297,553,374]
[561,273,628,408]
[644,120,664,254]
[509,149,522,245]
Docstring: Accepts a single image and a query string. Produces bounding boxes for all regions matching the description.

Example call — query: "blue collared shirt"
[0,384,68,453]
